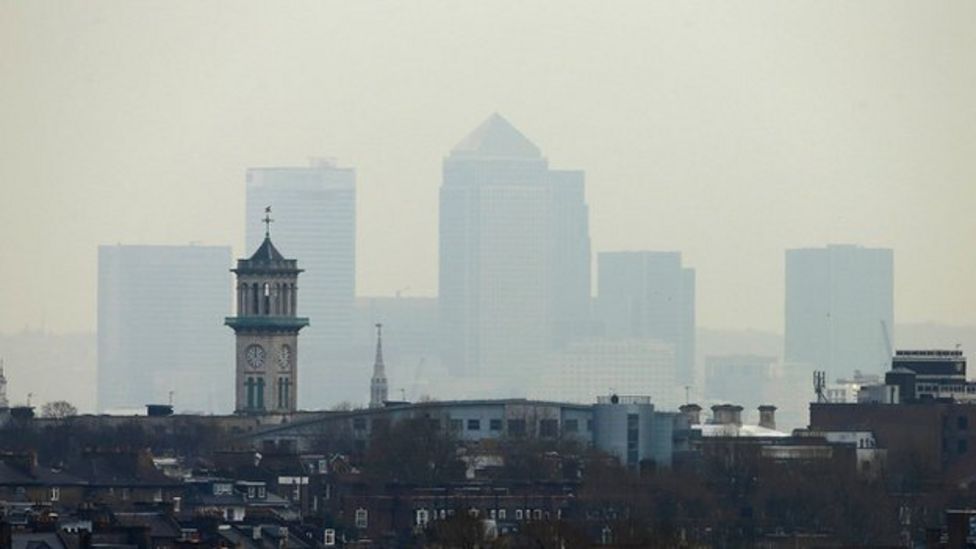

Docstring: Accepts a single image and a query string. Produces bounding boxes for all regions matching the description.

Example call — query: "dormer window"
[213,483,233,496]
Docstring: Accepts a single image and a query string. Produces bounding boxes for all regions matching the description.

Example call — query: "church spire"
[0,358,8,409]
[262,206,274,238]
[369,324,388,408]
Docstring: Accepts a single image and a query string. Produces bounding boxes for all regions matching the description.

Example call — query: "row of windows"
[41,486,163,502]
[351,416,592,434]
[917,384,976,394]
[244,377,292,410]
[415,507,557,525]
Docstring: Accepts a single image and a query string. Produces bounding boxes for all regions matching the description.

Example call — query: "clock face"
[245,344,266,369]
[277,345,292,370]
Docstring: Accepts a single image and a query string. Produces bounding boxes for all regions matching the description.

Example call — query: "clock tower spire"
[226,208,309,414]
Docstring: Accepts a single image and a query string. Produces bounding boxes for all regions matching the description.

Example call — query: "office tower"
[785,245,894,381]
[595,251,696,386]
[97,245,233,413]
[438,114,590,392]
[245,159,355,407]
[225,227,308,414]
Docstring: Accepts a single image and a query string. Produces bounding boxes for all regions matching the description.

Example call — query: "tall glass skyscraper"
[439,114,590,394]
[785,244,894,381]
[97,245,233,413]
[245,159,356,407]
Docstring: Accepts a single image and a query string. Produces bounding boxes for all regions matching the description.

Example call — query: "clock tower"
[226,209,309,414]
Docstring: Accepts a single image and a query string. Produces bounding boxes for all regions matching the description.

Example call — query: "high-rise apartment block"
[785,245,893,381]
[245,160,356,407]
[438,114,590,393]
[595,251,696,385]
[97,245,233,412]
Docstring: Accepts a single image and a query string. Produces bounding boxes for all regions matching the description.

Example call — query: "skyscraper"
[439,114,590,393]
[97,245,233,412]
[245,159,355,407]
[785,244,894,381]
[595,251,696,386]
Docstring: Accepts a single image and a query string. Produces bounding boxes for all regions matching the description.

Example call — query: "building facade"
[245,159,355,407]
[225,231,308,414]
[438,114,590,393]
[595,251,696,386]
[785,244,894,381]
[97,245,232,413]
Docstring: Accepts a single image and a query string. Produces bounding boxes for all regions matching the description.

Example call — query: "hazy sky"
[1,1,974,335]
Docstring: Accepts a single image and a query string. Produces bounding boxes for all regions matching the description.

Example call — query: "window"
[467,419,481,431]
[257,486,266,499]
[515,509,523,520]
[489,419,503,431]
[587,419,594,432]
[539,419,558,438]
[49,487,60,502]
[498,509,506,520]
[247,486,256,499]
[450,418,463,431]
[534,509,542,520]
[507,419,526,435]
[324,529,336,546]
[564,419,579,433]
[416,509,430,526]
[626,413,640,466]
[353,417,367,430]
[355,508,368,529]
[153,488,163,502]
[959,416,969,430]
[489,509,496,519]
[959,439,969,454]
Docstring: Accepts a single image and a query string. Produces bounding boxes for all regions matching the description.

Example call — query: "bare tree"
[41,400,78,419]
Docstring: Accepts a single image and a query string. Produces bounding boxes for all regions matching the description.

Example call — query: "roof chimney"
[711,404,743,426]
[678,403,702,425]
[758,405,777,430]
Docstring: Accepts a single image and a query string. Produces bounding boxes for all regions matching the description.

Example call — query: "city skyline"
[2,2,974,336]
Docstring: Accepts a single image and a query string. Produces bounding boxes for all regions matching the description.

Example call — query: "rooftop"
[450,113,542,159]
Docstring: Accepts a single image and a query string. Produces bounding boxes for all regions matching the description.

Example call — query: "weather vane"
[262,206,274,238]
